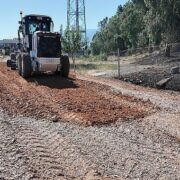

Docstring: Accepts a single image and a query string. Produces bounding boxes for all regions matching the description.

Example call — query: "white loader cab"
[7,13,70,78]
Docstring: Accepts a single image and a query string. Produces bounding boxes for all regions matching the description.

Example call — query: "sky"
[0,0,127,39]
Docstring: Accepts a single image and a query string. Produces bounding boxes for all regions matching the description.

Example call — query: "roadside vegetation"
[91,0,180,56]
[69,56,117,74]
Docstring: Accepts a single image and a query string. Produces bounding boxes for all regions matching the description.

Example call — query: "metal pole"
[67,0,87,45]
[118,48,120,79]
[73,56,76,72]
[76,0,79,30]
[67,0,70,31]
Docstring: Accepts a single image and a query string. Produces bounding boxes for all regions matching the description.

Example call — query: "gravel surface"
[0,110,179,180]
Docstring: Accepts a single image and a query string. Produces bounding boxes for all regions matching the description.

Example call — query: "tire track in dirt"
[0,114,123,179]
[26,120,103,179]
[11,120,72,179]
[0,116,70,179]
[0,118,36,179]
[0,109,179,179]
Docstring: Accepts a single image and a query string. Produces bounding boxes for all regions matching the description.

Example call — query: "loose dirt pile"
[0,62,154,126]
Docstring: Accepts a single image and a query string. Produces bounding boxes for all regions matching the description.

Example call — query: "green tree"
[62,26,82,71]
[91,0,180,56]
[119,2,145,49]
[98,17,108,30]
[59,24,63,35]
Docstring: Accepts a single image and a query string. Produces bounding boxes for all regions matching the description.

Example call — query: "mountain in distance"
[0,29,97,46]
[86,29,97,42]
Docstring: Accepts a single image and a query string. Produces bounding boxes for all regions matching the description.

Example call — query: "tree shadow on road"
[27,73,79,89]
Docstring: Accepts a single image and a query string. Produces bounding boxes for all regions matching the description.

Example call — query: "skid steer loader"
[7,12,70,78]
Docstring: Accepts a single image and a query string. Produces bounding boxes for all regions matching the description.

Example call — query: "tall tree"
[90,0,180,56]
[62,26,82,71]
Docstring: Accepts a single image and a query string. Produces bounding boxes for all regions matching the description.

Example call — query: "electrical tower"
[67,0,87,44]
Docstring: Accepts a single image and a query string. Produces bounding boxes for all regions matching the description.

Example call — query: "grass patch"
[71,62,117,72]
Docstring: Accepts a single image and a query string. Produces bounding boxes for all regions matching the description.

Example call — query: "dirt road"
[0,63,153,126]
[0,59,180,179]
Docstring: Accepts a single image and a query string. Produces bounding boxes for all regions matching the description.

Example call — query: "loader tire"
[60,55,70,77]
[10,53,16,60]
[11,66,16,70]
[7,60,11,67]
[21,54,32,78]
[17,55,22,75]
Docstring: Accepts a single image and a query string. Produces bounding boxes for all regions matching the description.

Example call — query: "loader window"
[26,21,51,34]
[41,23,49,31]
[29,23,37,34]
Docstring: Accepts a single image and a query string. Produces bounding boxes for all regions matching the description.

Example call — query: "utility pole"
[67,0,87,45]
[118,48,121,79]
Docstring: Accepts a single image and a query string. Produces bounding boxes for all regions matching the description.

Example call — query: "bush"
[90,54,108,62]
[99,53,108,61]
[127,48,136,55]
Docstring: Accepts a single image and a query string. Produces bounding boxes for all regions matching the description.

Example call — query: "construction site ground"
[120,52,180,91]
[0,57,180,179]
